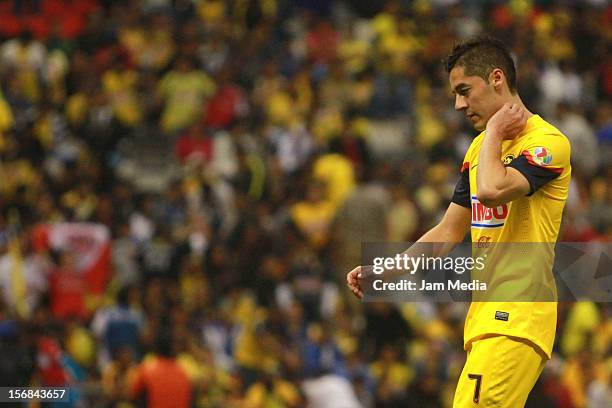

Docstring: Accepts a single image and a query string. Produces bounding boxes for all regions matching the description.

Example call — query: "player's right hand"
[486,102,527,140]
[347,266,365,299]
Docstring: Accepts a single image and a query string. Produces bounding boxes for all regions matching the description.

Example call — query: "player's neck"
[506,94,534,119]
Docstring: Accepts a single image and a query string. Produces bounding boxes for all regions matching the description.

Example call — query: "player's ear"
[490,68,505,91]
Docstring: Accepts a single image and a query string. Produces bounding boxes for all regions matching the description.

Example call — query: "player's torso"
[466,129,570,244]
[462,116,571,358]
[468,137,520,244]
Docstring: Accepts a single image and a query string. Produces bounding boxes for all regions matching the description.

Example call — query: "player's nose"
[455,94,468,111]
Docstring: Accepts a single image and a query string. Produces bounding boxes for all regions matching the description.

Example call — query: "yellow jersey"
[451,114,571,358]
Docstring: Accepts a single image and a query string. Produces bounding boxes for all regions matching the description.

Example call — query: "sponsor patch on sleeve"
[523,146,560,170]
[533,147,552,165]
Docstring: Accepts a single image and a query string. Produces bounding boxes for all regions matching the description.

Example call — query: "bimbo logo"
[471,196,508,228]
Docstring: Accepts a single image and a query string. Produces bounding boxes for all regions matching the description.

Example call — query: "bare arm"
[416,203,471,246]
[347,203,471,299]
[477,103,530,207]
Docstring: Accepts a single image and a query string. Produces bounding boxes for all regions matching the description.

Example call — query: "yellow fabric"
[233,300,277,371]
[509,0,534,17]
[378,31,420,73]
[371,13,396,39]
[562,358,587,408]
[0,91,14,134]
[244,383,273,408]
[1,160,39,198]
[266,91,293,126]
[416,105,446,148]
[453,335,546,407]
[350,82,374,111]
[561,302,600,357]
[18,70,41,103]
[338,38,370,74]
[119,28,145,61]
[119,25,174,70]
[387,200,418,241]
[273,380,301,406]
[561,356,611,408]
[34,113,53,149]
[180,271,208,312]
[260,0,278,19]
[198,0,226,25]
[293,72,313,117]
[177,353,205,382]
[424,318,453,342]
[61,191,98,220]
[312,154,356,210]
[533,13,553,36]
[311,107,344,142]
[246,154,265,199]
[290,200,335,248]
[66,326,96,367]
[142,30,175,70]
[230,293,258,327]
[349,117,370,138]
[158,70,215,132]
[461,115,571,359]
[370,361,413,392]
[234,328,278,372]
[65,93,89,126]
[103,70,142,126]
[593,321,612,358]
[244,380,301,408]
[101,362,138,406]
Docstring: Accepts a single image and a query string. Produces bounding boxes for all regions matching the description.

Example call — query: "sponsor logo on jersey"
[533,147,552,165]
[471,196,508,228]
[502,154,515,165]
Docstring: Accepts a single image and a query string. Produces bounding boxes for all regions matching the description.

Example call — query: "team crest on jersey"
[471,196,508,228]
[502,154,515,165]
[533,147,552,165]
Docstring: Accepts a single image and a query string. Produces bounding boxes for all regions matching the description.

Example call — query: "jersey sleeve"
[507,134,570,196]
[451,161,471,208]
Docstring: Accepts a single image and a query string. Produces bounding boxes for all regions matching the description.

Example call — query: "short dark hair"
[445,36,517,94]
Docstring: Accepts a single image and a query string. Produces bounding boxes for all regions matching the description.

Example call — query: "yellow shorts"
[453,335,547,408]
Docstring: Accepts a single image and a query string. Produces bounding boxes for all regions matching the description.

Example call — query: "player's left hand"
[486,103,527,140]
[347,265,365,299]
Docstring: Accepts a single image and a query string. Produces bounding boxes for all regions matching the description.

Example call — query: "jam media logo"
[533,147,552,165]
[471,196,508,228]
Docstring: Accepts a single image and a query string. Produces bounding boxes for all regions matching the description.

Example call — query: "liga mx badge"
[533,147,552,165]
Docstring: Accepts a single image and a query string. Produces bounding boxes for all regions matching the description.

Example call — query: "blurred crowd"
[0,0,610,407]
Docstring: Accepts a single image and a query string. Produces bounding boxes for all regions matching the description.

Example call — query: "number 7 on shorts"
[468,374,482,403]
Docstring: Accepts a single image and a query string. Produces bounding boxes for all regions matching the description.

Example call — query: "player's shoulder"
[521,115,570,150]
[518,115,571,169]
[465,131,486,158]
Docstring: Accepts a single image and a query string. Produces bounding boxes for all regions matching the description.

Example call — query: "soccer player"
[346,36,571,407]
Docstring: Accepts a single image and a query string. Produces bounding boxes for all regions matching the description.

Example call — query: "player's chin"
[473,119,485,132]
[467,115,484,131]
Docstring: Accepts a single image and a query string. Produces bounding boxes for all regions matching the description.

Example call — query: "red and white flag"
[32,223,111,294]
